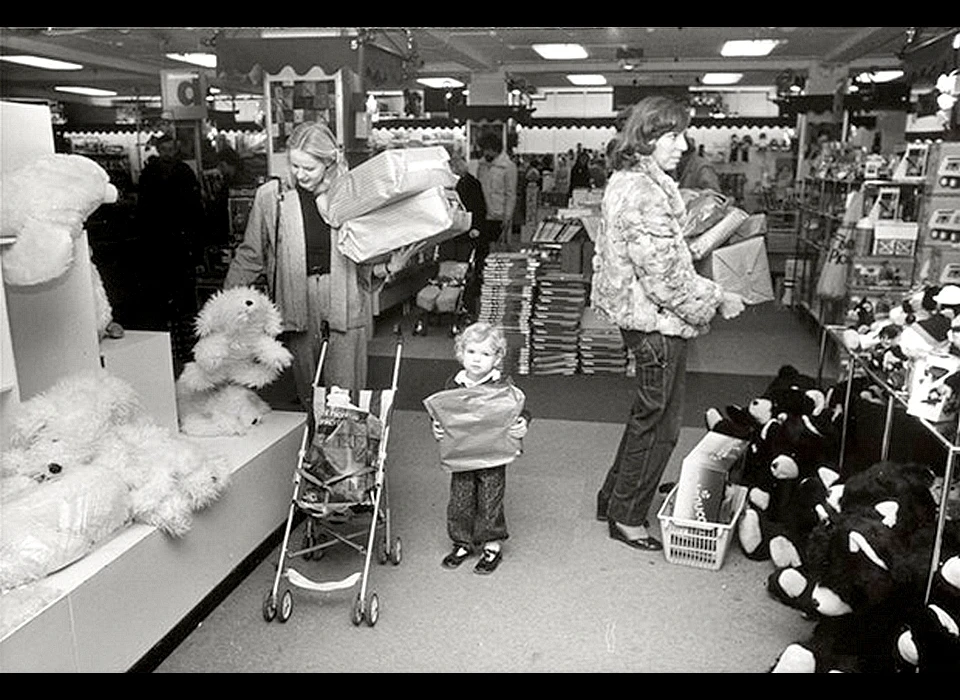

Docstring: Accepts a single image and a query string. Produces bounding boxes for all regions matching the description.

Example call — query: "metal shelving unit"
[823,324,958,605]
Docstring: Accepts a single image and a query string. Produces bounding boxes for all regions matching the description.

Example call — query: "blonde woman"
[225,121,415,405]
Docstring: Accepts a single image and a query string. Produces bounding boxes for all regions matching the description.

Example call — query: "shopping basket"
[657,483,747,571]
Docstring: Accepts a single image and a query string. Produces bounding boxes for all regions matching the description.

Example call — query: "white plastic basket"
[656,484,747,571]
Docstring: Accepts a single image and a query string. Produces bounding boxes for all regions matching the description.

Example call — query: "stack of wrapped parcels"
[328,146,472,263]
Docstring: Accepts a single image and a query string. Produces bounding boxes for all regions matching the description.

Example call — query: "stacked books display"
[578,306,627,375]
[477,252,539,376]
[529,270,588,376]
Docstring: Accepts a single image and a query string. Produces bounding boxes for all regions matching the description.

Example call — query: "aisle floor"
[152,300,826,673]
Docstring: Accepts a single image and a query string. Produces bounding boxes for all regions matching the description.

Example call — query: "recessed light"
[702,73,744,86]
[0,55,83,70]
[855,70,904,84]
[54,86,118,97]
[720,40,782,57]
[416,77,465,89]
[566,74,607,86]
[534,44,589,60]
[166,52,217,69]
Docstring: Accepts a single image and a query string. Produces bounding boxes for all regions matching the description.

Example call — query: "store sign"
[161,70,208,121]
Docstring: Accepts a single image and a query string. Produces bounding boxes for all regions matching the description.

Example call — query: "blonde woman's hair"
[283,121,347,187]
[454,322,507,369]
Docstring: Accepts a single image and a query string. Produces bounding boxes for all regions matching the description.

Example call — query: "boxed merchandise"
[688,207,750,260]
[872,221,919,257]
[696,236,775,305]
[672,431,748,523]
[337,186,471,263]
[327,146,458,227]
[906,352,960,423]
[658,483,747,571]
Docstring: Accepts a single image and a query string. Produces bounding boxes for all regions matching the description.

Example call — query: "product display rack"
[823,324,958,606]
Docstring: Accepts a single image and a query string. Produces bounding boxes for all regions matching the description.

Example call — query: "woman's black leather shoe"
[608,520,663,552]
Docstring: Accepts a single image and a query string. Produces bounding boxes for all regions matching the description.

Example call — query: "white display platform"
[100,330,179,433]
[0,410,306,673]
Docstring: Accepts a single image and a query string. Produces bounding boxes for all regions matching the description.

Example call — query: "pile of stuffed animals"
[0,370,231,591]
[706,363,960,671]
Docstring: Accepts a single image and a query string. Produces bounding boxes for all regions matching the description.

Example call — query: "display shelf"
[821,325,957,606]
[0,410,306,673]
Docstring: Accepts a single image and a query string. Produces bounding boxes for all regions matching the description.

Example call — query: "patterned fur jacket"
[591,155,724,339]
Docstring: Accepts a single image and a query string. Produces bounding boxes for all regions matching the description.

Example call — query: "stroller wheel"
[366,593,380,627]
[390,537,403,566]
[278,589,293,623]
[262,591,277,623]
[351,593,365,626]
[376,535,389,565]
[413,319,427,336]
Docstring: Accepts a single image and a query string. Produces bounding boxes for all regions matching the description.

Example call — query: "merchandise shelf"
[822,324,958,605]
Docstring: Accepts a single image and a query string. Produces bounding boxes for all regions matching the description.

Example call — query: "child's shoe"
[474,545,503,575]
[441,544,473,570]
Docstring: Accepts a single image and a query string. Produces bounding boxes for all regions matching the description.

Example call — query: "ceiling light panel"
[165,53,217,69]
[0,55,83,70]
[702,73,744,85]
[566,74,607,86]
[417,77,465,89]
[534,44,589,60]
[720,40,782,57]
[54,86,118,97]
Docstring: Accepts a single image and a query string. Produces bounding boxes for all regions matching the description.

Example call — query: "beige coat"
[224,178,379,334]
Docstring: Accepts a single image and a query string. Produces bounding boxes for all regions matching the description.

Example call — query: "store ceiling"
[0,26,938,105]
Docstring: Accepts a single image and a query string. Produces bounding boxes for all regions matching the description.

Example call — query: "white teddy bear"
[0,153,118,287]
[176,286,293,436]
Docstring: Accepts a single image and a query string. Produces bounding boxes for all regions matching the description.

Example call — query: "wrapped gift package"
[688,207,750,260]
[422,383,526,472]
[696,236,775,305]
[682,189,731,238]
[672,431,748,523]
[327,146,458,227]
[337,186,471,263]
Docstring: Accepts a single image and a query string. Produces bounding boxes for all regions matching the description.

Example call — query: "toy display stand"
[0,101,305,672]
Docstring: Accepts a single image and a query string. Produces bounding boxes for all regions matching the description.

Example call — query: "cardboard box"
[907,352,960,423]
[672,432,748,523]
[872,221,919,257]
[696,236,775,305]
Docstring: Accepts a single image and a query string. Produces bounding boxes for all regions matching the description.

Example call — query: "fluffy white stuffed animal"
[0,153,118,286]
[176,286,293,436]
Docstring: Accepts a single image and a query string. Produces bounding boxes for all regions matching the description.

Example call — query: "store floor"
[150,300,825,673]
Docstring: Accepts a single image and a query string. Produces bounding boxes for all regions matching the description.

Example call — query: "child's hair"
[454,322,507,368]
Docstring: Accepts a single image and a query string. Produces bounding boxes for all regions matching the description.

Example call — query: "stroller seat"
[414,258,474,336]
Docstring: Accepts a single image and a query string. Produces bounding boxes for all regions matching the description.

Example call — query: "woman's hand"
[468,228,480,239]
[719,291,745,320]
[431,420,445,441]
[386,243,421,276]
[508,416,528,439]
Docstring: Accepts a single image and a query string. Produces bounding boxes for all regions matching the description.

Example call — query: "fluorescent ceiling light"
[55,86,118,97]
[166,52,217,69]
[702,73,744,85]
[534,44,589,60]
[566,74,607,86]
[855,70,904,83]
[260,27,357,39]
[720,39,782,57]
[0,54,83,70]
[417,77,465,89]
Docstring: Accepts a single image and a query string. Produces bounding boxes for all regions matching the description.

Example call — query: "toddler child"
[424,322,530,574]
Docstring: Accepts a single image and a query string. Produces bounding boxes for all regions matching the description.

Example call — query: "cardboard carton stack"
[529,269,588,376]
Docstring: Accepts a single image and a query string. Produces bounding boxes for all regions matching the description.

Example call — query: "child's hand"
[508,416,528,439]
[431,420,445,441]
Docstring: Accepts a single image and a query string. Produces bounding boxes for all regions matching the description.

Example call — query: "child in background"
[428,322,531,575]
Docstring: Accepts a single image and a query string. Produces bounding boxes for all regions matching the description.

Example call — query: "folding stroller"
[262,333,403,627]
[412,249,476,337]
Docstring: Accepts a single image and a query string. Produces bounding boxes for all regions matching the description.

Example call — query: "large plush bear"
[176,286,293,436]
[0,153,118,287]
[0,370,231,591]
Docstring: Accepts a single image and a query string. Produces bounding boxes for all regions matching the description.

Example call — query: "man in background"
[471,131,518,272]
[674,135,722,192]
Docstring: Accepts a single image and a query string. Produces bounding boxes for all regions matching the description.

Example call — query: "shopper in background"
[471,131,518,270]
[568,149,593,196]
[592,96,745,551]
[429,322,531,575]
[674,135,722,193]
[135,133,205,369]
[224,121,416,407]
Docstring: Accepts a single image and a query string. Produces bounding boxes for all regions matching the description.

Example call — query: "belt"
[307,267,329,277]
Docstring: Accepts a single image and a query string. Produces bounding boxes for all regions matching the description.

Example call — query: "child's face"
[461,338,499,380]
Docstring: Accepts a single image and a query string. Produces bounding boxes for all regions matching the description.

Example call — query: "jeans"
[599,330,688,527]
[447,465,509,548]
